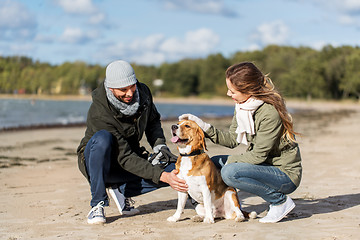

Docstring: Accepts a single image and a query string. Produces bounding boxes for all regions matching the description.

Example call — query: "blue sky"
[0,0,359,66]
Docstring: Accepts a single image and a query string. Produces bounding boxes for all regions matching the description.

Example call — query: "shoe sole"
[108,188,140,216]
[87,218,106,224]
[108,188,125,215]
[122,209,140,216]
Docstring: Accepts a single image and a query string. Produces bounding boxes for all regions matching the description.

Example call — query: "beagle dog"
[167,119,255,223]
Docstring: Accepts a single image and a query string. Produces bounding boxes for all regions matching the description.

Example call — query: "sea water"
[0,98,235,130]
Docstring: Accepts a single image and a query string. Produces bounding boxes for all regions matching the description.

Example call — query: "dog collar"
[180,149,205,157]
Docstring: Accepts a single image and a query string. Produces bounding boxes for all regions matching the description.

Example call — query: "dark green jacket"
[77,81,166,184]
[206,103,302,187]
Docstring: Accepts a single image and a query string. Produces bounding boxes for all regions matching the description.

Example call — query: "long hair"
[225,62,298,142]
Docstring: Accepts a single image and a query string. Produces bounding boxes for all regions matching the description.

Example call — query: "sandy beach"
[0,100,359,240]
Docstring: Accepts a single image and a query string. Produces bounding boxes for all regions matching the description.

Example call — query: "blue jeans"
[84,130,174,207]
[211,155,296,205]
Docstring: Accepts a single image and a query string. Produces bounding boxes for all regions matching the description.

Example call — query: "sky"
[0,0,359,66]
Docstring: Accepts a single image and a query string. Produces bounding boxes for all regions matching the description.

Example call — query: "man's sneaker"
[188,194,198,207]
[87,201,106,224]
[123,198,140,215]
[259,196,295,223]
[108,186,140,216]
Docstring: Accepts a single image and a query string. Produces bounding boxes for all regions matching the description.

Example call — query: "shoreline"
[1,98,358,132]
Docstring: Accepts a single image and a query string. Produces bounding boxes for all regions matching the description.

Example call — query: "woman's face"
[226,78,251,104]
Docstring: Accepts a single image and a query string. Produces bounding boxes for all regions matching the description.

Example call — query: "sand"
[0,100,359,240]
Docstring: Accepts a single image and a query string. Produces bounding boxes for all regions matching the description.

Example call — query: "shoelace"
[92,201,105,216]
[124,198,135,208]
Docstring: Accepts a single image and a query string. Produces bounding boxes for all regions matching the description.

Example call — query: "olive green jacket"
[77,81,166,184]
[205,103,302,187]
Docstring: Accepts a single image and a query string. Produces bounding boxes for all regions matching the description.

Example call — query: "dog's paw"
[235,215,246,222]
[167,216,179,222]
[191,215,204,222]
[203,217,215,224]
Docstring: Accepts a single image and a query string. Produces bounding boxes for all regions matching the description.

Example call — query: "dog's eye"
[185,125,191,128]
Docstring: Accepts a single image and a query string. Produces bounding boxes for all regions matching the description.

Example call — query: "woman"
[180,62,302,223]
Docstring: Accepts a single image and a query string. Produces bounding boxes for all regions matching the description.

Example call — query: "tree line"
[1,44,359,100]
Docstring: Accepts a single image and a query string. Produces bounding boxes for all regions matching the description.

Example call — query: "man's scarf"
[104,80,140,116]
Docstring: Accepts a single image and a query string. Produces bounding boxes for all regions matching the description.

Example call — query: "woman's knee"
[220,164,236,186]
[220,162,252,186]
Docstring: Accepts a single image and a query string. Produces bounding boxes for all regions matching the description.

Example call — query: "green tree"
[230,49,266,68]
[319,45,354,99]
[341,50,360,99]
[1,45,360,99]
[159,59,200,96]
[198,53,229,96]
[132,64,159,92]
[288,52,325,99]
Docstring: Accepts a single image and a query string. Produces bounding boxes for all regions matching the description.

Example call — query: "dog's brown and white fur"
[167,119,255,223]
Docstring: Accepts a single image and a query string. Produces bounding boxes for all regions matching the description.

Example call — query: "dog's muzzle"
[171,124,188,144]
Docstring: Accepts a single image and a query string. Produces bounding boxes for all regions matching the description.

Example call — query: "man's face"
[110,84,137,103]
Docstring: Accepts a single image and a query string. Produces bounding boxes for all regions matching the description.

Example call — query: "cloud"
[311,0,360,26]
[338,15,357,25]
[56,0,97,14]
[332,0,360,27]
[160,28,220,54]
[33,36,52,44]
[246,44,261,52]
[0,0,37,40]
[162,0,238,17]
[337,0,360,14]
[56,0,106,25]
[132,52,167,66]
[60,27,99,44]
[309,0,360,14]
[0,41,35,57]
[89,12,106,24]
[309,40,329,50]
[10,43,35,53]
[96,28,220,65]
[250,20,289,47]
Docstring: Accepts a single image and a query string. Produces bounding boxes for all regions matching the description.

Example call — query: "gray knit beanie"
[105,60,137,88]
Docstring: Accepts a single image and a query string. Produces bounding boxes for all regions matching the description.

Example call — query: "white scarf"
[235,97,264,145]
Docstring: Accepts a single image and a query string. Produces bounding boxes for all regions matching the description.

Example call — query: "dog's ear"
[202,135,207,151]
[196,125,207,151]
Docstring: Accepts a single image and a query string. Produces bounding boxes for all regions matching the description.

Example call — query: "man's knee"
[90,130,113,152]
[85,130,114,169]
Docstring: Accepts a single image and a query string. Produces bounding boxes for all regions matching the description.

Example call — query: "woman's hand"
[178,113,211,131]
[160,170,188,192]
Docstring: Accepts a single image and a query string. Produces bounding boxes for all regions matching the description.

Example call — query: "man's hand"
[160,170,188,192]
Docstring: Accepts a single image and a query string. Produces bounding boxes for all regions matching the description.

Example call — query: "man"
[77,60,187,224]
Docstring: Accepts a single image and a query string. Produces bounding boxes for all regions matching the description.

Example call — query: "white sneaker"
[259,196,295,223]
[108,186,140,216]
[87,201,106,224]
